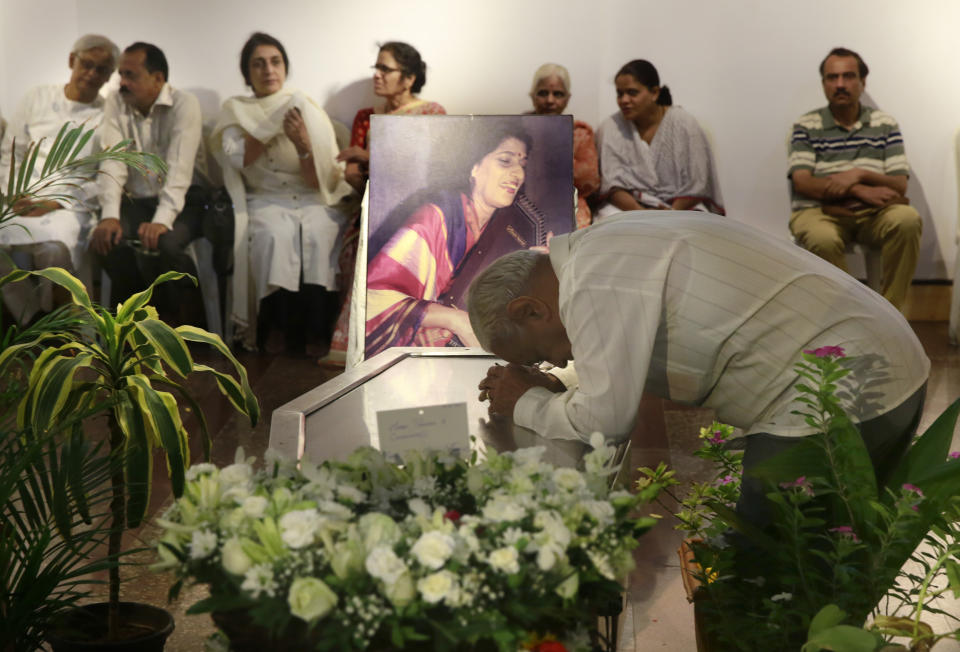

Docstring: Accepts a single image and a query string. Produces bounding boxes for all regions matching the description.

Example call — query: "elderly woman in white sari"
[596,59,724,218]
[211,32,354,352]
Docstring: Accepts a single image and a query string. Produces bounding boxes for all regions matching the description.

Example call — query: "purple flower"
[828,526,860,543]
[803,345,846,359]
[708,431,726,445]
[902,483,924,497]
[718,475,736,485]
[949,451,960,460]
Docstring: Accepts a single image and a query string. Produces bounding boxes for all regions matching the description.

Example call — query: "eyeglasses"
[371,64,402,75]
[76,56,114,77]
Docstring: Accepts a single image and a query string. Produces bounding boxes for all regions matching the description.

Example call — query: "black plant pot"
[46,601,175,652]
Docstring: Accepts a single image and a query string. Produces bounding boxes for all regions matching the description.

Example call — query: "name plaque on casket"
[268,348,500,463]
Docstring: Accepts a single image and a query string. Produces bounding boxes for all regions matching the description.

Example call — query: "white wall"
[2,0,957,278]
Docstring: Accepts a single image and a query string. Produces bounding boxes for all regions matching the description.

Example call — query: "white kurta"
[210,88,354,347]
[0,84,104,268]
[513,211,930,443]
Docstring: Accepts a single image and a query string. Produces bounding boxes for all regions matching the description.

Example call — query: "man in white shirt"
[89,41,205,324]
[469,211,929,522]
[0,34,119,324]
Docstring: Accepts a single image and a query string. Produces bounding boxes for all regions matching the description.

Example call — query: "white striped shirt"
[514,211,929,442]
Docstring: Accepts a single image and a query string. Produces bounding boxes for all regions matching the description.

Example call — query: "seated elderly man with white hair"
[468,211,929,525]
[0,33,120,324]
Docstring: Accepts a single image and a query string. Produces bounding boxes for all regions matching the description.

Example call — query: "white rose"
[278,509,323,549]
[417,570,456,604]
[410,531,456,569]
[365,545,408,585]
[241,495,268,519]
[487,546,520,574]
[358,513,401,552]
[553,467,586,492]
[221,537,252,575]
[482,495,526,522]
[189,529,218,560]
[219,463,253,487]
[287,577,338,622]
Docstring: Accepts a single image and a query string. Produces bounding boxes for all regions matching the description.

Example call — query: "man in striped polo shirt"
[788,47,921,310]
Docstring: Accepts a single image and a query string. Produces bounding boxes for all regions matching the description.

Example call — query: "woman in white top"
[211,32,354,352]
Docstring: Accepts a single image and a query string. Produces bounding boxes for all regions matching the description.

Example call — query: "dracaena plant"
[0,305,120,652]
[0,266,260,642]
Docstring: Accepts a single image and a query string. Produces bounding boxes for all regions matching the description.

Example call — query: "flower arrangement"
[641,347,960,651]
[155,434,663,651]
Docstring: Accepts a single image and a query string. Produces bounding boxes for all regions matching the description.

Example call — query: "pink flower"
[779,476,815,497]
[949,451,960,460]
[828,525,860,543]
[902,484,924,497]
[719,475,736,485]
[803,345,846,359]
[708,432,726,445]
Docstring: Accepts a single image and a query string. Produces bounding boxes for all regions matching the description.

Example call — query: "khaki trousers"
[789,204,921,310]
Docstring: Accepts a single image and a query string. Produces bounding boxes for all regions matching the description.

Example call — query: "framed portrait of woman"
[361,114,575,359]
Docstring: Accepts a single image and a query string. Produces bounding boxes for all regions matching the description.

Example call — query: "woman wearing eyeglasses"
[324,41,445,364]
[337,42,445,187]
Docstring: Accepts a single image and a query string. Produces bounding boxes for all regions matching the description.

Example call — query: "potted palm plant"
[0,123,261,650]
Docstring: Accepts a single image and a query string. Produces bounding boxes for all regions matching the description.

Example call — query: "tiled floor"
[77,322,960,651]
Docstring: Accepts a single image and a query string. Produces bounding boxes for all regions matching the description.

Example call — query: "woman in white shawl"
[211,32,354,351]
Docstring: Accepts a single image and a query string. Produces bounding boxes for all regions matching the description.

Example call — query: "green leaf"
[180,327,259,425]
[22,350,93,433]
[116,271,192,323]
[945,560,960,598]
[887,398,960,490]
[802,624,881,652]
[125,376,187,499]
[27,267,93,309]
[115,394,153,529]
[808,604,848,638]
[134,318,192,378]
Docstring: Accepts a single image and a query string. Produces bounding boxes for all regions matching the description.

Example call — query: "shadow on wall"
[323,78,377,131]
[862,92,945,279]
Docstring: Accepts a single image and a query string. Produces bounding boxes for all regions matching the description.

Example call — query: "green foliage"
[0,267,259,642]
[0,122,166,226]
[0,308,126,650]
[640,348,960,651]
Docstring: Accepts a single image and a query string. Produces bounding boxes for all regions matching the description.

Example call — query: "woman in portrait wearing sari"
[364,123,544,358]
[596,59,724,218]
[210,32,354,352]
